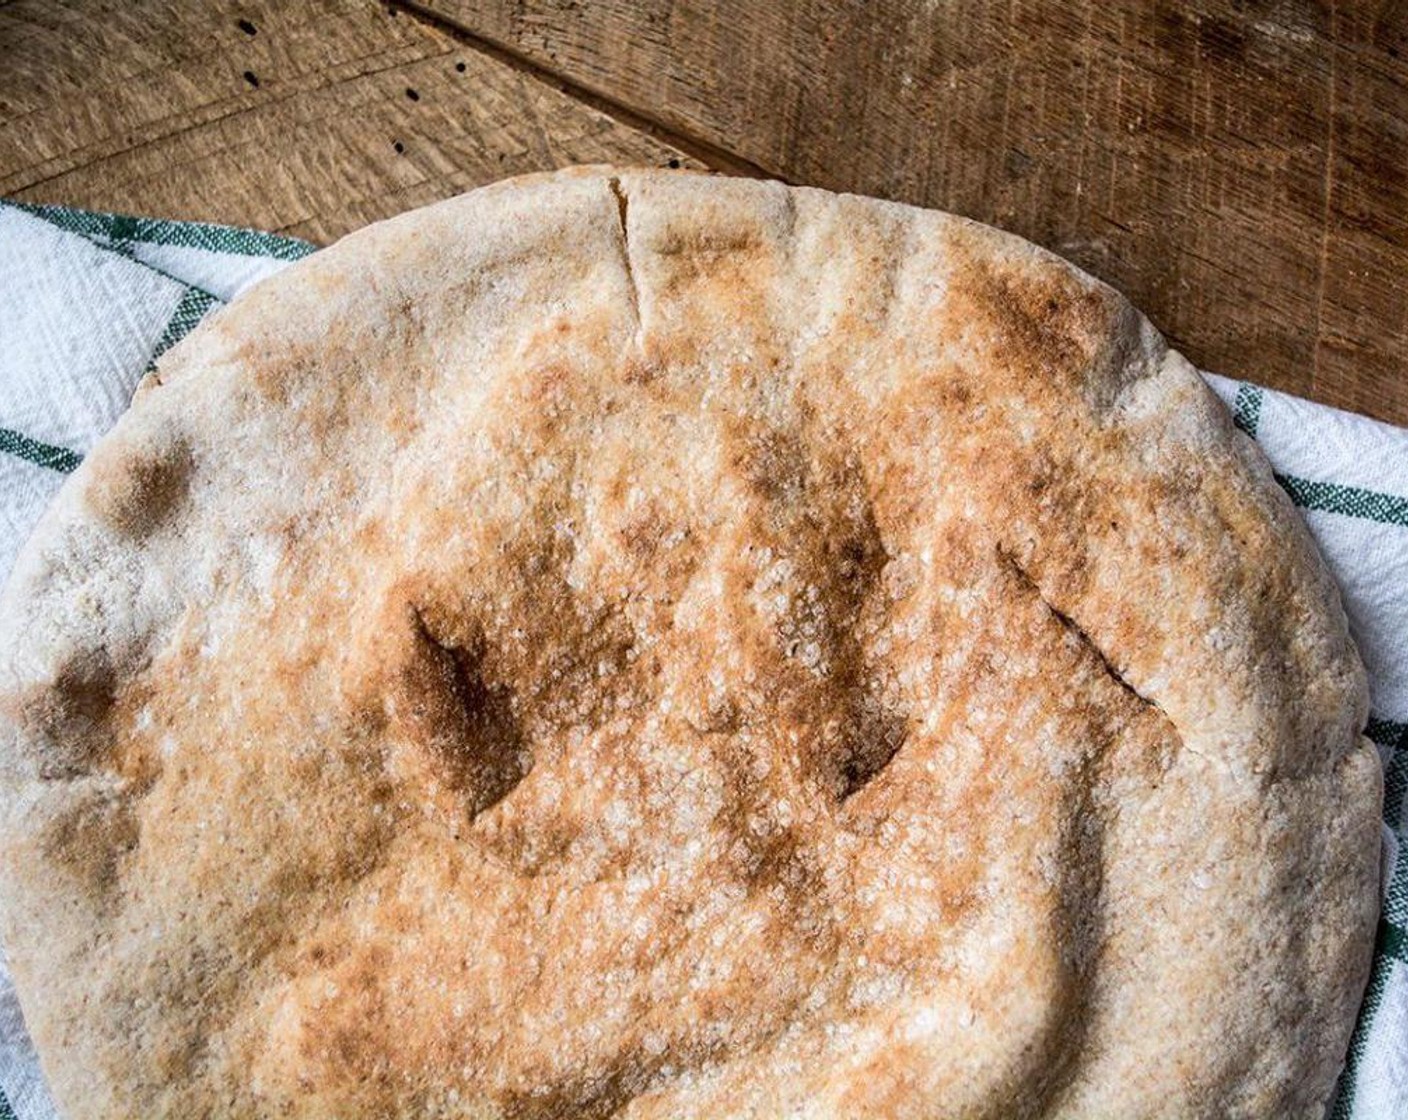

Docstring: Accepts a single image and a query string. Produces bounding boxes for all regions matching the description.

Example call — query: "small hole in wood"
[406,87,420,101]
[243,71,260,88]
[237,18,256,35]
[455,61,466,73]
[668,158,681,169]
[394,140,405,154]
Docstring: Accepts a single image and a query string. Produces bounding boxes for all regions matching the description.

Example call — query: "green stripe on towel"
[0,428,80,474]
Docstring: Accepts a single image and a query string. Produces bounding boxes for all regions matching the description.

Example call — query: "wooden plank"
[0,0,698,244]
[420,0,1408,426]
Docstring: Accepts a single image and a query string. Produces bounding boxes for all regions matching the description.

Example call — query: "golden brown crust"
[0,168,1381,1118]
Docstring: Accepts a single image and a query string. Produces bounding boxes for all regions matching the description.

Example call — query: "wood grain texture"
[0,0,697,243]
[422,0,1408,425]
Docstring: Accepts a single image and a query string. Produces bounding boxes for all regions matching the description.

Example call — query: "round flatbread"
[0,167,1382,1118]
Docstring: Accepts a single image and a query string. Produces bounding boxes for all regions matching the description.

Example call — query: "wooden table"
[3,0,1407,425]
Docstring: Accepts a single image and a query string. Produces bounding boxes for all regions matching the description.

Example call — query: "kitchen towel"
[0,197,1404,1118]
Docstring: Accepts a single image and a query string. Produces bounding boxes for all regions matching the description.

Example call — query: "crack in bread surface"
[996,546,1177,736]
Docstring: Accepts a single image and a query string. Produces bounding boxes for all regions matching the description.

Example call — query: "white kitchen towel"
[0,198,1404,1118]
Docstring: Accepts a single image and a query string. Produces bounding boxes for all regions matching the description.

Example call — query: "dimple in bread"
[0,168,1382,1118]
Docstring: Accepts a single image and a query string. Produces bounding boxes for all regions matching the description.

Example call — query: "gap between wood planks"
[389,0,771,179]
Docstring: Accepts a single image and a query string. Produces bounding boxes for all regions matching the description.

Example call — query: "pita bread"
[0,167,1382,1118]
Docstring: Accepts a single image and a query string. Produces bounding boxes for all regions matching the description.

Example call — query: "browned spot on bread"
[406,608,530,816]
[350,593,530,821]
[29,791,138,913]
[5,652,119,780]
[82,435,193,537]
[941,226,1128,411]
